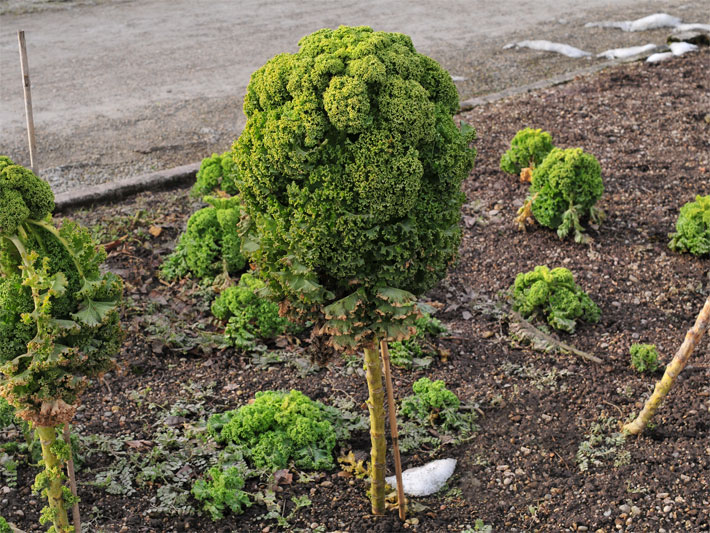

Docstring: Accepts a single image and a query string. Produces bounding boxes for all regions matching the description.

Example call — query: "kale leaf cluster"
[530,147,604,242]
[512,265,600,333]
[234,26,476,348]
[191,151,239,198]
[208,390,338,471]
[668,194,710,256]
[0,157,123,426]
[500,127,554,175]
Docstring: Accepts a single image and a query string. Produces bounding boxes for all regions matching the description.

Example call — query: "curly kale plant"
[512,265,600,333]
[500,128,555,177]
[211,272,293,350]
[399,378,477,453]
[209,390,338,472]
[192,151,239,198]
[668,195,710,256]
[192,465,251,520]
[0,157,123,532]
[233,25,475,513]
[160,196,246,282]
[521,147,604,243]
[630,343,659,374]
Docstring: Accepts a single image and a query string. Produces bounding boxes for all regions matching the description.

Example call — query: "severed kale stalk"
[0,157,123,532]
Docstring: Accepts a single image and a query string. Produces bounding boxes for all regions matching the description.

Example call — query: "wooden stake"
[63,424,82,533]
[17,30,38,174]
[623,294,710,435]
[380,340,406,521]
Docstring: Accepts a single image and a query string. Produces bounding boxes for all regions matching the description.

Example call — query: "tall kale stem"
[363,343,386,514]
[36,425,71,532]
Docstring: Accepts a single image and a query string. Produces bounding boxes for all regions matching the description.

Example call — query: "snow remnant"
[451,75,466,82]
[585,13,682,32]
[385,458,457,496]
[504,40,591,58]
[673,23,710,33]
[597,43,658,60]
[647,41,698,63]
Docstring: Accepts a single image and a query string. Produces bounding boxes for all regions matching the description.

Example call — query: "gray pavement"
[0,0,707,194]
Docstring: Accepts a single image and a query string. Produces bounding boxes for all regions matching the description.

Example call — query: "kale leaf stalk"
[0,157,123,532]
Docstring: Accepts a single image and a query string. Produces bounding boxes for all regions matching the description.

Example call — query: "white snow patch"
[451,75,466,82]
[646,42,698,63]
[504,40,591,58]
[597,43,657,59]
[674,23,710,32]
[385,459,457,497]
[585,13,682,32]
[646,52,674,63]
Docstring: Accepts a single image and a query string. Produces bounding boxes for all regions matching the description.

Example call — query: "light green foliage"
[210,390,338,471]
[211,272,292,350]
[192,151,239,198]
[0,161,54,236]
[398,378,477,454]
[530,147,604,242]
[512,265,600,333]
[234,25,476,348]
[0,158,123,426]
[192,465,251,520]
[576,417,629,472]
[0,515,11,533]
[389,313,446,369]
[0,397,16,430]
[668,195,710,256]
[160,196,246,281]
[630,343,659,374]
[500,128,554,175]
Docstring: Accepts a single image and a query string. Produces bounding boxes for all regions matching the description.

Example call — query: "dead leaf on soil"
[148,225,163,237]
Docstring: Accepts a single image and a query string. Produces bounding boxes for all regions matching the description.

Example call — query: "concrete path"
[0,0,706,193]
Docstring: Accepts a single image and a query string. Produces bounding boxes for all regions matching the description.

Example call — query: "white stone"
[385,458,457,497]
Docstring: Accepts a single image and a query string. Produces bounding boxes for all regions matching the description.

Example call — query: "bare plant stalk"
[64,424,81,532]
[17,30,38,174]
[364,344,386,514]
[36,426,70,532]
[623,294,710,435]
[380,340,406,521]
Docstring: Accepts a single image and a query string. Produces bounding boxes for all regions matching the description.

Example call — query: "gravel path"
[0,0,707,194]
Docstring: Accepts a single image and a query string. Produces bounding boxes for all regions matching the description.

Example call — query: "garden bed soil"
[2,49,709,532]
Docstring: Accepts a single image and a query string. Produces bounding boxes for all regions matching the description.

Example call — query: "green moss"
[500,128,554,175]
[530,147,604,242]
[160,197,246,281]
[234,26,476,348]
[210,390,338,471]
[512,265,600,333]
[192,152,239,198]
[630,343,659,374]
[211,273,292,350]
[668,195,710,256]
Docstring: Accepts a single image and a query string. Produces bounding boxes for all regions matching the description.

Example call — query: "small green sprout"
[668,194,710,256]
[511,265,600,333]
[630,343,659,374]
[500,128,555,177]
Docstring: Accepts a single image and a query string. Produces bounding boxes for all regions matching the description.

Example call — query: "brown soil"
[2,50,709,533]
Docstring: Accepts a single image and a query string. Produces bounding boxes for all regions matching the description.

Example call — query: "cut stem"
[623,295,710,435]
[36,425,70,532]
[363,344,386,515]
[380,340,406,521]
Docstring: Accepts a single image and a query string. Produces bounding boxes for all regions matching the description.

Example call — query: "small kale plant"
[668,194,710,256]
[511,265,600,333]
[500,128,554,180]
[388,313,447,369]
[630,343,659,374]
[192,465,251,521]
[398,378,478,454]
[191,151,240,198]
[160,195,246,283]
[0,157,123,532]
[210,272,296,350]
[517,147,604,242]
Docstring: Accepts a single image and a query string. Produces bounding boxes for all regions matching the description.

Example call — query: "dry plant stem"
[17,30,38,174]
[510,311,602,363]
[37,426,70,532]
[623,294,710,435]
[380,340,406,521]
[364,344,386,515]
[64,424,81,533]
